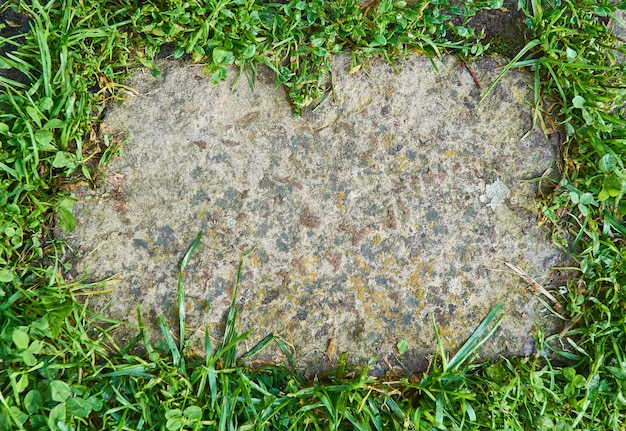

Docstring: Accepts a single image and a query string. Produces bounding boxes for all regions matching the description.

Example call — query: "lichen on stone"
[480,179,511,210]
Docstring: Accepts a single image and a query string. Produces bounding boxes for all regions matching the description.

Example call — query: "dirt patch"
[460,0,531,57]
[0,1,31,84]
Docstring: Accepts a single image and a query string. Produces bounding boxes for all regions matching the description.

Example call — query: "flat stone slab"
[61,54,564,373]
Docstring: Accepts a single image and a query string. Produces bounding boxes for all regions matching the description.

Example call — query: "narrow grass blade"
[480,39,542,103]
[99,365,154,378]
[221,248,254,367]
[447,303,504,372]
[157,315,181,367]
[0,390,26,430]
[432,314,449,371]
[275,337,304,385]
[435,393,443,427]
[238,333,276,363]
[214,330,253,365]
[137,305,156,360]
[366,398,384,431]
[236,369,274,398]
[218,374,236,431]
[180,231,203,272]
[205,327,212,365]
[344,411,370,431]
[604,211,626,236]
[208,364,218,410]
[462,399,476,422]
[34,20,52,99]
[383,397,405,422]
[178,231,203,354]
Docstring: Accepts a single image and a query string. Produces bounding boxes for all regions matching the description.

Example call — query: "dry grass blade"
[502,261,561,310]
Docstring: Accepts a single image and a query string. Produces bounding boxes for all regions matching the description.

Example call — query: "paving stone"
[60,54,566,374]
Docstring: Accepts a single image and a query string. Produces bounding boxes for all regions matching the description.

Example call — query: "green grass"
[1,0,626,429]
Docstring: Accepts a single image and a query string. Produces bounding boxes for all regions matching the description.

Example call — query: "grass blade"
[221,248,253,367]
[447,303,504,372]
[480,39,542,103]
[238,333,276,364]
[432,314,449,372]
[178,231,203,354]
[157,314,181,368]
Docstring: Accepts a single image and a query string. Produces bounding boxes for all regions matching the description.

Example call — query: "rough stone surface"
[60,54,566,373]
[612,11,626,63]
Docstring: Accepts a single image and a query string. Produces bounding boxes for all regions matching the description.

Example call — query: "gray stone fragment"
[60,55,566,374]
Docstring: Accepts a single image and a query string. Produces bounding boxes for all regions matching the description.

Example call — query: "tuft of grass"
[493,0,626,429]
[3,232,502,430]
[116,0,499,114]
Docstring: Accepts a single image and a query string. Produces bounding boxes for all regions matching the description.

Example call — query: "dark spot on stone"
[290,134,311,149]
[386,143,404,155]
[324,251,342,272]
[447,303,457,315]
[410,247,420,259]
[295,309,308,320]
[383,209,398,230]
[206,152,226,163]
[463,96,475,110]
[258,175,274,189]
[190,191,207,205]
[133,238,148,250]
[155,225,176,249]
[350,227,369,246]
[455,246,467,259]
[262,290,280,306]
[274,193,285,206]
[360,244,376,262]
[190,167,202,180]
[276,238,290,252]
[221,139,240,147]
[211,277,228,295]
[129,286,142,300]
[425,208,439,222]
[432,224,449,236]
[364,202,385,218]
[236,111,260,125]
[365,331,383,344]
[445,266,457,277]
[351,319,365,339]
[300,206,320,229]
[215,187,241,211]
[192,140,207,150]
[304,278,323,294]
[224,187,239,200]
[380,105,390,115]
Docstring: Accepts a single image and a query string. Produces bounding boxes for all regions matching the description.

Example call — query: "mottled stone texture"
[61,55,565,373]
[612,10,626,63]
